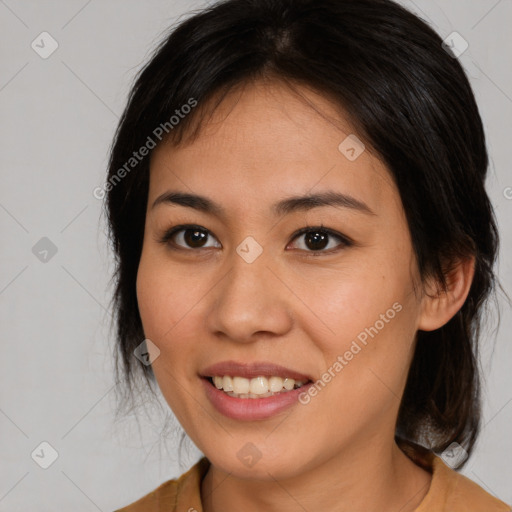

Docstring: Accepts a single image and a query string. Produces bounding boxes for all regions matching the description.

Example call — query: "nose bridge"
[205,244,293,342]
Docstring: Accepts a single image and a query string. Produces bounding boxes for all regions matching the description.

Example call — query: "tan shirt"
[114,454,510,512]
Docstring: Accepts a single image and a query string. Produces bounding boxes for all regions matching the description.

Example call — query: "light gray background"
[1,0,511,510]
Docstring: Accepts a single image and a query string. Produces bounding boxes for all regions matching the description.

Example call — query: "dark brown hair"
[104,0,502,467]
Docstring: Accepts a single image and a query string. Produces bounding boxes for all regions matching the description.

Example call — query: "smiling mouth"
[204,375,311,399]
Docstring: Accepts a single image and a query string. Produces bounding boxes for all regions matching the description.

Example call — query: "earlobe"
[417,256,475,332]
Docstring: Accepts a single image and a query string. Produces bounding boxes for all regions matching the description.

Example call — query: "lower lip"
[201,377,313,421]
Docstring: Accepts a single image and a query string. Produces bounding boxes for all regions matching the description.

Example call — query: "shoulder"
[113,457,209,512]
[416,454,510,511]
[435,459,511,512]
[398,440,510,512]
[114,479,179,512]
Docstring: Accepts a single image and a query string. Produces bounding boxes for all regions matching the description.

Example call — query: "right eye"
[158,224,222,250]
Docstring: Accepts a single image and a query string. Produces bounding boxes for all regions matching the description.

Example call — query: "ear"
[417,256,475,332]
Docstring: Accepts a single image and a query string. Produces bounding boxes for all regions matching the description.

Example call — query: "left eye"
[288,226,351,253]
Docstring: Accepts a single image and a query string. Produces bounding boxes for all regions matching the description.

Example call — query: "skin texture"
[136,79,475,512]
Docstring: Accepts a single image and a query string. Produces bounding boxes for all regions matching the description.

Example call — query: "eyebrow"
[151,190,376,217]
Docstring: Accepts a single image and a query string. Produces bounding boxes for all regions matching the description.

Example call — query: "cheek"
[135,251,207,375]
[300,259,418,386]
[136,250,193,341]
[136,260,165,340]
[136,253,200,415]
[299,262,404,338]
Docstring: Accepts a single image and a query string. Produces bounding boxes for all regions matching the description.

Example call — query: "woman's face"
[136,80,425,479]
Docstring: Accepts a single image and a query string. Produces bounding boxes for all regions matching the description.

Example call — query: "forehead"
[148,80,397,217]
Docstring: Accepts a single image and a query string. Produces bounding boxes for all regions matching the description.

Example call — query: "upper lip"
[200,360,313,382]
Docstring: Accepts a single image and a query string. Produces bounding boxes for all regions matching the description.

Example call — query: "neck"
[201,437,432,512]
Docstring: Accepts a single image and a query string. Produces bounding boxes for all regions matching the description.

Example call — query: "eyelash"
[157,223,353,256]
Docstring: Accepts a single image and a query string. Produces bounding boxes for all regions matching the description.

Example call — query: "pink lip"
[200,360,314,381]
[201,377,314,421]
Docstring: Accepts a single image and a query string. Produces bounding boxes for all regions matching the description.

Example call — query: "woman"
[105,0,510,510]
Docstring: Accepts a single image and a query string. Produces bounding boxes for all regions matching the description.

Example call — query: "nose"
[205,251,294,344]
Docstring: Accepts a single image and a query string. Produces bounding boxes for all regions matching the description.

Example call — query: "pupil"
[306,231,328,250]
[185,229,207,247]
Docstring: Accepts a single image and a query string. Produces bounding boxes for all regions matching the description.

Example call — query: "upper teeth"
[212,375,305,395]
